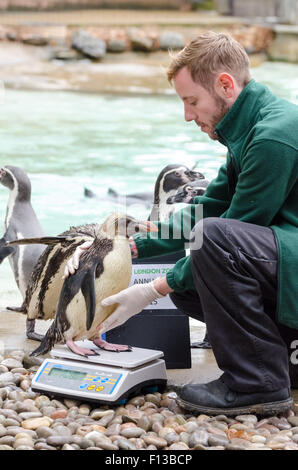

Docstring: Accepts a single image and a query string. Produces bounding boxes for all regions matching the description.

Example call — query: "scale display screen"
[48,367,86,380]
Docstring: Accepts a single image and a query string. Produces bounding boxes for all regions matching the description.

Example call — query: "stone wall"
[215,0,298,25]
[0,0,191,10]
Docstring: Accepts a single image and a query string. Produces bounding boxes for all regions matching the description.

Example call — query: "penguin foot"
[66,340,100,357]
[93,338,132,352]
[6,306,26,313]
[27,332,45,342]
[26,319,44,342]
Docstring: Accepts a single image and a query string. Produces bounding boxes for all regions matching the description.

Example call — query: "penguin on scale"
[6,213,157,357]
[0,166,45,313]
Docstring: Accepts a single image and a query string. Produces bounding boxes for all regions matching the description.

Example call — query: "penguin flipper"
[58,265,97,333]
[81,268,96,331]
[0,237,15,263]
[5,236,70,247]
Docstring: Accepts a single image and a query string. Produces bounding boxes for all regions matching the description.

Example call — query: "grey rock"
[78,438,94,449]
[34,442,57,450]
[128,29,154,52]
[0,372,18,387]
[46,436,73,446]
[22,354,42,369]
[2,418,20,427]
[189,430,209,448]
[208,433,229,447]
[117,437,137,450]
[36,426,55,439]
[227,438,252,450]
[0,435,15,446]
[105,423,121,436]
[52,425,72,437]
[107,39,127,53]
[288,416,298,427]
[120,426,145,438]
[1,358,23,370]
[40,406,56,416]
[159,32,185,51]
[137,415,150,432]
[18,412,42,420]
[4,426,25,436]
[72,30,106,60]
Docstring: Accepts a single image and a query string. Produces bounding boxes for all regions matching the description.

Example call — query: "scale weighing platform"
[32,341,167,405]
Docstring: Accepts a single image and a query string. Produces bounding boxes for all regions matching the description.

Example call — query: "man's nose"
[184,104,196,122]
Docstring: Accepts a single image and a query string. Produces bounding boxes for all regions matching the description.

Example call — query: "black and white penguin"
[6,213,157,357]
[148,164,204,222]
[0,166,45,312]
[84,164,205,218]
[166,178,210,205]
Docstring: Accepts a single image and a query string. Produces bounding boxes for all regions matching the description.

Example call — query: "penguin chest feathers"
[66,237,132,341]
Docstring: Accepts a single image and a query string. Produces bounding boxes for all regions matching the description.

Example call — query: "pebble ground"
[0,349,298,450]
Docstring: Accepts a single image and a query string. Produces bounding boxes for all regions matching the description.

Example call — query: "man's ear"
[215,73,235,99]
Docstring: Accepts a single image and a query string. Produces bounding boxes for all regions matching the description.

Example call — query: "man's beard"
[209,96,230,141]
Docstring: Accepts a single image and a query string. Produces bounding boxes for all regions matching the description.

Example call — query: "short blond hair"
[167,31,251,92]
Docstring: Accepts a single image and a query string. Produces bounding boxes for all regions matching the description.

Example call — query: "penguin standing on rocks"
[6,213,157,356]
[0,166,45,312]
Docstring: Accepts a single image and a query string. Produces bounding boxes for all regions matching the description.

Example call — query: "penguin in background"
[84,164,205,220]
[0,166,45,312]
[147,164,205,222]
[6,213,157,357]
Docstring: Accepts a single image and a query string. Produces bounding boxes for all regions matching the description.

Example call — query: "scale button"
[96,386,104,392]
[87,385,96,391]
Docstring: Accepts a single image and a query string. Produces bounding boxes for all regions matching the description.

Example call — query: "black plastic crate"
[106,251,191,369]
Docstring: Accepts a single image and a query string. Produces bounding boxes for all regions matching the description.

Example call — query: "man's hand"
[63,236,139,279]
[63,240,93,279]
[98,278,171,334]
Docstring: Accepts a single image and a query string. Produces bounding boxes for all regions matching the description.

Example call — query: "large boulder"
[72,30,106,60]
[127,28,158,52]
[159,32,185,50]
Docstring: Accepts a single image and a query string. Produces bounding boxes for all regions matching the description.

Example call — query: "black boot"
[177,377,293,416]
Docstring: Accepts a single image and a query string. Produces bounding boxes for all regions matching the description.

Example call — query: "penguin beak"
[137,221,158,233]
[0,168,6,180]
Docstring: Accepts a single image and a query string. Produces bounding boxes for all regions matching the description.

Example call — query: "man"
[66,32,298,415]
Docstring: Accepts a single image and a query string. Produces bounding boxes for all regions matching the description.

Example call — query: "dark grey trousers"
[170,217,297,393]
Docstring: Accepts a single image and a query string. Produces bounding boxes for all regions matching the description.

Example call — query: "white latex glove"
[63,240,93,279]
[98,280,165,334]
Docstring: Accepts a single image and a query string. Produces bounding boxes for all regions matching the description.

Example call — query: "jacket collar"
[215,79,273,148]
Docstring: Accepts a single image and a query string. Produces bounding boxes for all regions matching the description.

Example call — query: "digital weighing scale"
[32,341,167,405]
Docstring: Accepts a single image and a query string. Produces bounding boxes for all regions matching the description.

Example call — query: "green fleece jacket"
[134,80,298,329]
